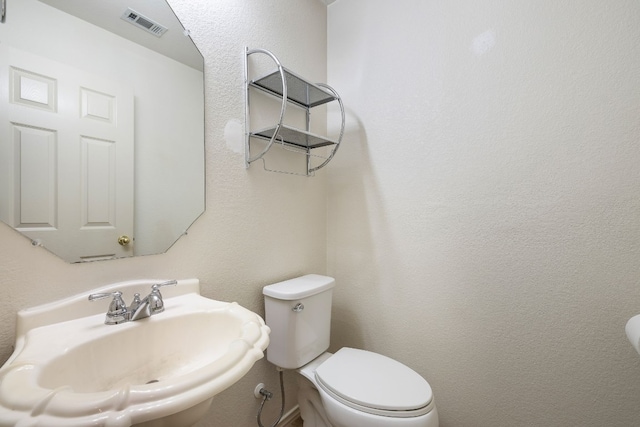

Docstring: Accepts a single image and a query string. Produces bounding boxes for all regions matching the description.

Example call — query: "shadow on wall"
[331,307,365,351]
[327,106,401,352]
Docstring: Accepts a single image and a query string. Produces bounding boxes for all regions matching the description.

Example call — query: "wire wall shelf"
[244,47,345,176]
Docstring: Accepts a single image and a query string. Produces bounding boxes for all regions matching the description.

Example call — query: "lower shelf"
[251,125,337,149]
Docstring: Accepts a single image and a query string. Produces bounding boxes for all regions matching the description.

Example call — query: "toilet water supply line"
[256,368,285,427]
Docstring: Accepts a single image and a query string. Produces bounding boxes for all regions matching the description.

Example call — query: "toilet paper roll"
[625,314,640,355]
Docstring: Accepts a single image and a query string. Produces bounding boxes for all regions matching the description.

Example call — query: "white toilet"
[263,274,439,427]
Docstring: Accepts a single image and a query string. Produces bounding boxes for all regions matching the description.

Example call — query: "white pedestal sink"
[0,279,270,427]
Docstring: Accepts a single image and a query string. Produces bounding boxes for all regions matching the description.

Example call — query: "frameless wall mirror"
[0,0,205,263]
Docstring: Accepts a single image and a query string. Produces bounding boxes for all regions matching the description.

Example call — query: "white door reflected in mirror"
[0,0,205,262]
[1,46,135,262]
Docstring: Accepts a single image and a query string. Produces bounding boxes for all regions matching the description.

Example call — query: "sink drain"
[146,379,159,384]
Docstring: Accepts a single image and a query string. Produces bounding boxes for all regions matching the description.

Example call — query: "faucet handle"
[148,280,177,314]
[151,279,177,298]
[151,279,178,291]
[88,291,128,325]
[88,290,125,307]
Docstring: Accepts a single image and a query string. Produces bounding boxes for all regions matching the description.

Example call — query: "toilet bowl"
[298,349,438,427]
[263,274,439,427]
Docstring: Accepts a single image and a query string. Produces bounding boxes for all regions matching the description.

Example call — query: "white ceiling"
[38,0,203,70]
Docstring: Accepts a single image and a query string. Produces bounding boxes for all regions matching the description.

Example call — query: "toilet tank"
[262,274,335,369]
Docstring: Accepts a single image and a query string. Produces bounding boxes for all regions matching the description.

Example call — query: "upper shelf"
[250,68,338,109]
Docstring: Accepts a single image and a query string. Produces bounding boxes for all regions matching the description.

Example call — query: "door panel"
[14,124,57,228]
[0,46,134,262]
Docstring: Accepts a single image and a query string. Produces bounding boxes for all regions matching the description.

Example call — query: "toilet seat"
[314,348,434,418]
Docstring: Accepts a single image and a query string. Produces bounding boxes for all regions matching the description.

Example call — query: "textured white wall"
[327,0,640,426]
[0,0,327,425]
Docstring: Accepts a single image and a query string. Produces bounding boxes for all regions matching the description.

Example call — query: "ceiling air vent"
[121,8,168,37]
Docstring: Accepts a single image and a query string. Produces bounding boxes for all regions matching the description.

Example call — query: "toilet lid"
[314,348,433,416]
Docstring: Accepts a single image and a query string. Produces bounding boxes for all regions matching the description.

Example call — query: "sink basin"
[0,279,270,427]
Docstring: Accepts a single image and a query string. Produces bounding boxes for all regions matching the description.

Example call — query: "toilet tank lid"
[263,274,335,300]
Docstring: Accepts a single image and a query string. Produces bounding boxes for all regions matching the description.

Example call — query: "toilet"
[263,274,439,427]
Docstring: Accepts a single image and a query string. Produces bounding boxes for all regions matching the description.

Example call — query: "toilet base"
[298,374,333,427]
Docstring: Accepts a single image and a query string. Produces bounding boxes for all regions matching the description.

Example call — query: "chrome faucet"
[88,280,178,325]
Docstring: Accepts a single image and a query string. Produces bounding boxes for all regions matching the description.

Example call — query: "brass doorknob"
[118,235,131,246]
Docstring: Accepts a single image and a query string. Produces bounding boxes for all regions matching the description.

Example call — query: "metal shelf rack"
[244,47,345,176]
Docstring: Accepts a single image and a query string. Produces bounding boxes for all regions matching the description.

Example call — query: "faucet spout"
[129,281,176,321]
[130,291,161,321]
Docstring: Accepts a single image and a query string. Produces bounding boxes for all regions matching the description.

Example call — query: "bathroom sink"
[0,279,270,427]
